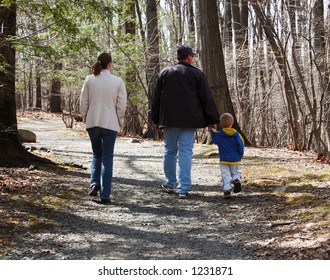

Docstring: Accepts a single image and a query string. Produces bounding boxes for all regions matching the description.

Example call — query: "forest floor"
[0,111,329,260]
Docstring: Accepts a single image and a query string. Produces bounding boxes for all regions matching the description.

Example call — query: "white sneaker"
[178,193,189,199]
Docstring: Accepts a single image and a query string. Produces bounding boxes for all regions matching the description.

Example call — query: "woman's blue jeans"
[163,127,195,194]
[87,127,117,200]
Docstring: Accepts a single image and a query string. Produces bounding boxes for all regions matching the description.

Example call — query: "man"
[151,44,219,199]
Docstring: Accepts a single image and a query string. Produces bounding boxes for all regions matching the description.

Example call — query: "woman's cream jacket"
[80,69,127,132]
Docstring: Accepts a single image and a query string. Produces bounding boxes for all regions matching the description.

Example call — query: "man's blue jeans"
[87,127,117,200]
[163,127,195,194]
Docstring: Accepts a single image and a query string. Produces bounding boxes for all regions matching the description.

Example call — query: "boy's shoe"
[179,193,189,199]
[89,184,100,196]
[223,191,231,199]
[232,179,242,193]
[162,184,177,194]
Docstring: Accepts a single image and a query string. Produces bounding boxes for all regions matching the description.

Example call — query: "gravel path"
[4,114,328,260]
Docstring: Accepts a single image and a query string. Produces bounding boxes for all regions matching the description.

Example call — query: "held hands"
[208,124,217,131]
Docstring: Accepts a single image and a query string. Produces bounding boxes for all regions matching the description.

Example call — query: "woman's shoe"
[89,184,100,196]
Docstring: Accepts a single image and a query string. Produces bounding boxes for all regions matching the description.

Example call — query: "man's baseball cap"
[177,44,196,57]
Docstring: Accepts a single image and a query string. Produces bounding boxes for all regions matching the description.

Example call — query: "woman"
[80,52,127,204]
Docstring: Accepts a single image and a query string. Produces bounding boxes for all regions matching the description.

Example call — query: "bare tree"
[121,0,143,136]
[313,0,330,159]
[231,0,250,132]
[144,0,160,138]
[250,1,303,150]
[195,0,249,144]
[221,0,233,47]
[187,0,195,38]
[325,17,330,160]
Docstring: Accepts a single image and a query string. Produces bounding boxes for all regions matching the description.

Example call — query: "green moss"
[285,193,314,205]
[318,173,330,180]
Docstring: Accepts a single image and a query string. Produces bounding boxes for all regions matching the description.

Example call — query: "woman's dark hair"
[92,52,112,76]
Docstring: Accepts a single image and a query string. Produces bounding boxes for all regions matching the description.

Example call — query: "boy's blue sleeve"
[237,134,244,157]
[210,130,219,144]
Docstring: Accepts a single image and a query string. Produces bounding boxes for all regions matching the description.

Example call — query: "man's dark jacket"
[151,61,219,128]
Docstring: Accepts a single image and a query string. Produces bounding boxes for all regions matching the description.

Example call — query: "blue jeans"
[163,128,195,194]
[87,127,117,200]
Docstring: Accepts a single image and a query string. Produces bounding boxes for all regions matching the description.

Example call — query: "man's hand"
[208,124,217,131]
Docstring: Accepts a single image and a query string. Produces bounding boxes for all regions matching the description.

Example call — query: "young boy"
[210,113,244,199]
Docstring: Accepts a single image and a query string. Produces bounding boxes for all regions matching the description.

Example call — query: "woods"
[1,1,329,264]
[1,0,330,165]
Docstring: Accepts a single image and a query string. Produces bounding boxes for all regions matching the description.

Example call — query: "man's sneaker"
[232,179,242,193]
[89,184,100,196]
[100,198,111,205]
[179,193,189,199]
[162,184,176,194]
[223,191,231,199]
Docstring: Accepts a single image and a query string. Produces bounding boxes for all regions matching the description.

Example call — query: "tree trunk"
[28,63,33,108]
[35,60,42,109]
[122,0,143,136]
[187,0,195,36]
[195,0,249,144]
[324,81,330,161]
[0,3,17,131]
[312,0,329,158]
[0,2,46,166]
[325,27,330,161]
[36,76,41,109]
[221,0,232,47]
[144,0,160,138]
[0,2,23,164]
[49,63,62,113]
[258,36,269,147]
[286,1,319,152]
[231,0,250,133]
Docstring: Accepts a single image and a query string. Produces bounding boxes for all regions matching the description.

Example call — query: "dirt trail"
[1,113,328,260]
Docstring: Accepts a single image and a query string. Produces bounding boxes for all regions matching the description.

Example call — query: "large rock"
[18,129,36,143]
